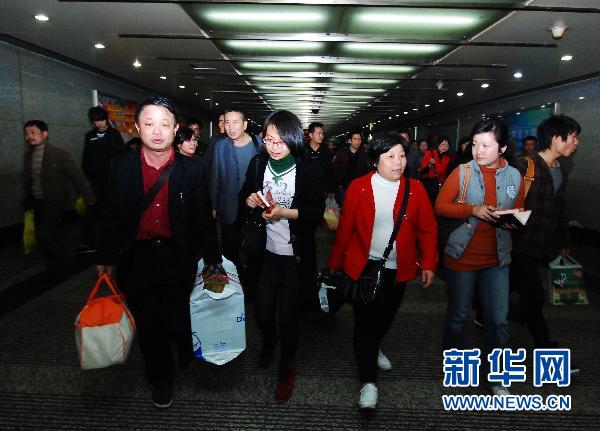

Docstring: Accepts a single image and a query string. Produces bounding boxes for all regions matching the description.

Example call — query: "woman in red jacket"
[420,135,451,203]
[327,135,438,410]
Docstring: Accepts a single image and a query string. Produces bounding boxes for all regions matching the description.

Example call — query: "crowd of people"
[21,96,581,410]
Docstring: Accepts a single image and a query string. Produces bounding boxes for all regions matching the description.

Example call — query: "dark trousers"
[82,198,101,248]
[510,252,550,346]
[221,221,260,301]
[32,199,73,277]
[117,240,195,388]
[255,251,301,369]
[353,269,406,383]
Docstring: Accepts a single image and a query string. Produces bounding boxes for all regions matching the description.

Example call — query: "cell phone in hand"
[257,191,275,210]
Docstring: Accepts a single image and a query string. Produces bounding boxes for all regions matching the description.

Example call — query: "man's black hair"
[24,120,48,133]
[348,128,362,141]
[308,122,324,134]
[536,115,581,152]
[185,117,202,128]
[175,127,195,147]
[263,110,304,159]
[368,134,405,167]
[522,135,538,143]
[88,106,109,122]
[224,109,246,122]
[135,96,179,124]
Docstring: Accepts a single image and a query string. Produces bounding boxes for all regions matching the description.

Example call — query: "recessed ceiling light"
[513,72,523,79]
[456,92,464,97]
[579,96,585,100]
[412,108,418,111]
[333,64,414,74]
[193,67,218,71]
[240,62,319,72]
[159,75,167,80]
[133,59,142,68]
[388,116,392,119]
[94,43,105,49]
[404,111,408,114]
[357,12,477,26]
[424,104,430,108]
[224,40,323,52]
[342,42,445,54]
[34,14,49,22]
[395,114,400,117]
[541,104,546,108]
[561,55,573,61]
[481,83,490,88]
[205,10,325,23]
[439,99,445,103]
[178,85,185,89]
[215,102,219,106]
[516,112,521,115]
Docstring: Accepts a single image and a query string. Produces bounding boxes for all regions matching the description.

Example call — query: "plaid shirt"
[512,153,569,258]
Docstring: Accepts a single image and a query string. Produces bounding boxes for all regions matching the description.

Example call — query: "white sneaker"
[489,385,511,396]
[377,350,392,371]
[359,383,378,410]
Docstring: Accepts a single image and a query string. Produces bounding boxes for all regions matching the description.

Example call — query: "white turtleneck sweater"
[369,173,400,269]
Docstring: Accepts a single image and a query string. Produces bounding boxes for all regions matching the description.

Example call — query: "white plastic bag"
[75,274,135,370]
[323,196,340,231]
[190,256,246,365]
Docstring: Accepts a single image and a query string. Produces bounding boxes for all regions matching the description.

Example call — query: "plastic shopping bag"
[75,274,136,369]
[323,196,340,231]
[548,255,588,305]
[23,210,37,255]
[190,256,246,365]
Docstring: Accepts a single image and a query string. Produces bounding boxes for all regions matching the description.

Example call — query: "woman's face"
[376,144,407,182]
[264,124,291,160]
[472,132,504,168]
[178,136,197,157]
[438,139,450,154]
[418,140,429,153]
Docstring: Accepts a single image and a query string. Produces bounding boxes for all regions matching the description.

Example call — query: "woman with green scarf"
[241,110,325,402]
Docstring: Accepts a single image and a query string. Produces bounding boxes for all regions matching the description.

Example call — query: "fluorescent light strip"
[334,87,386,93]
[334,64,414,74]
[205,11,325,23]
[224,40,323,52]
[343,43,444,54]
[252,76,317,83]
[358,12,477,26]
[240,62,319,71]
[331,78,397,85]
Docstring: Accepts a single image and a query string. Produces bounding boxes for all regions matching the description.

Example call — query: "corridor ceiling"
[2,0,600,135]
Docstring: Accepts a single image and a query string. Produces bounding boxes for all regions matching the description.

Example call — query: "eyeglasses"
[263,136,288,149]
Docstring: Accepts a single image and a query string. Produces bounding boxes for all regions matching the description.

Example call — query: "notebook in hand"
[492,209,532,226]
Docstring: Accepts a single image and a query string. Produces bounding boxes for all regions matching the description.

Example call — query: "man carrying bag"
[96,97,221,409]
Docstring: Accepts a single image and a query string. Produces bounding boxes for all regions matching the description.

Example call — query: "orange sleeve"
[515,177,525,209]
[434,167,475,219]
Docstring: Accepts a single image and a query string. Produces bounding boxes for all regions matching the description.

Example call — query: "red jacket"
[420,149,450,183]
[328,173,438,282]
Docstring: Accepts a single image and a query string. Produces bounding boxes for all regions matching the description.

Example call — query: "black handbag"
[239,157,266,263]
[335,179,411,307]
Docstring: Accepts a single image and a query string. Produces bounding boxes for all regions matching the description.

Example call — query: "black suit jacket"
[97,149,220,267]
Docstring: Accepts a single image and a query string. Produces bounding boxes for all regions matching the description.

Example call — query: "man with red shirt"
[97,97,221,409]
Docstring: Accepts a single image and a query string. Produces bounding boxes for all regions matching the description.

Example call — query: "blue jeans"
[443,265,509,355]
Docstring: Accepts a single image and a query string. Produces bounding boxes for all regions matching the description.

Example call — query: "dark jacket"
[82,127,126,198]
[512,152,569,258]
[332,146,371,191]
[305,143,336,193]
[97,149,220,267]
[239,153,325,269]
[24,144,95,210]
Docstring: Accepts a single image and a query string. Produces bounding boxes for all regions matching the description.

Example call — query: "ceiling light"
[388,116,392,119]
[412,108,418,111]
[395,114,400,117]
[438,99,445,103]
[204,98,210,101]
[335,87,386,93]
[541,104,546,108]
[215,102,219,106]
[240,62,319,72]
[204,10,325,23]
[34,14,49,22]
[159,75,167,80]
[178,85,185,89]
[193,67,218,71]
[224,40,323,52]
[561,55,573,61]
[404,111,408,115]
[357,12,477,26]
[194,92,198,96]
[257,85,316,91]
[424,104,430,107]
[333,64,414,74]
[252,76,317,83]
[331,78,397,85]
[516,112,521,115]
[133,59,142,68]
[456,92,464,97]
[579,96,585,100]
[513,72,523,79]
[481,83,490,88]
[342,43,445,54]
[94,43,105,49]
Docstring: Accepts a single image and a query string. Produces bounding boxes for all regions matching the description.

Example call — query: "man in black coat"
[96,97,221,409]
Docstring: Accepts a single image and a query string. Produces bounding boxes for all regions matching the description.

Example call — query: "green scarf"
[268,154,295,174]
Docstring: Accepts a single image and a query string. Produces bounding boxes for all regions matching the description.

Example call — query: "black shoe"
[152,385,173,409]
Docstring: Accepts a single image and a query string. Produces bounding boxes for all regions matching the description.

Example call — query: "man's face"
[135,105,178,153]
[310,127,324,145]
[224,112,247,141]
[349,133,362,150]
[24,126,48,148]
[522,139,537,155]
[94,119,108,132]
[553,132,580,158]
[189,123,201,138]
[218,115,225,134]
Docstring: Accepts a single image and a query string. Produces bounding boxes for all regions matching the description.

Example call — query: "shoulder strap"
[382,179,411,261]
[456,163,471,204]
[137,158,177,219]
[523,157,535,199]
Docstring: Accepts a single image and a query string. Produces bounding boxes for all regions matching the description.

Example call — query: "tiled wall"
[414,77,600,232]
[0,41,210,229]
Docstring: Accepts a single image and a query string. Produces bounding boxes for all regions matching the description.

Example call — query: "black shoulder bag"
[337,179,411,307]
[239,157,267,263]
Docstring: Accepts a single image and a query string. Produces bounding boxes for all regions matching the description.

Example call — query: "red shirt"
[328,173,438,282]
[136,148,174,240]
[420,149,451,183]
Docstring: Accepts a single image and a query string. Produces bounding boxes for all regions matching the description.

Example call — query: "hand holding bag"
[335,179,411,307]
[75,274,136,369]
